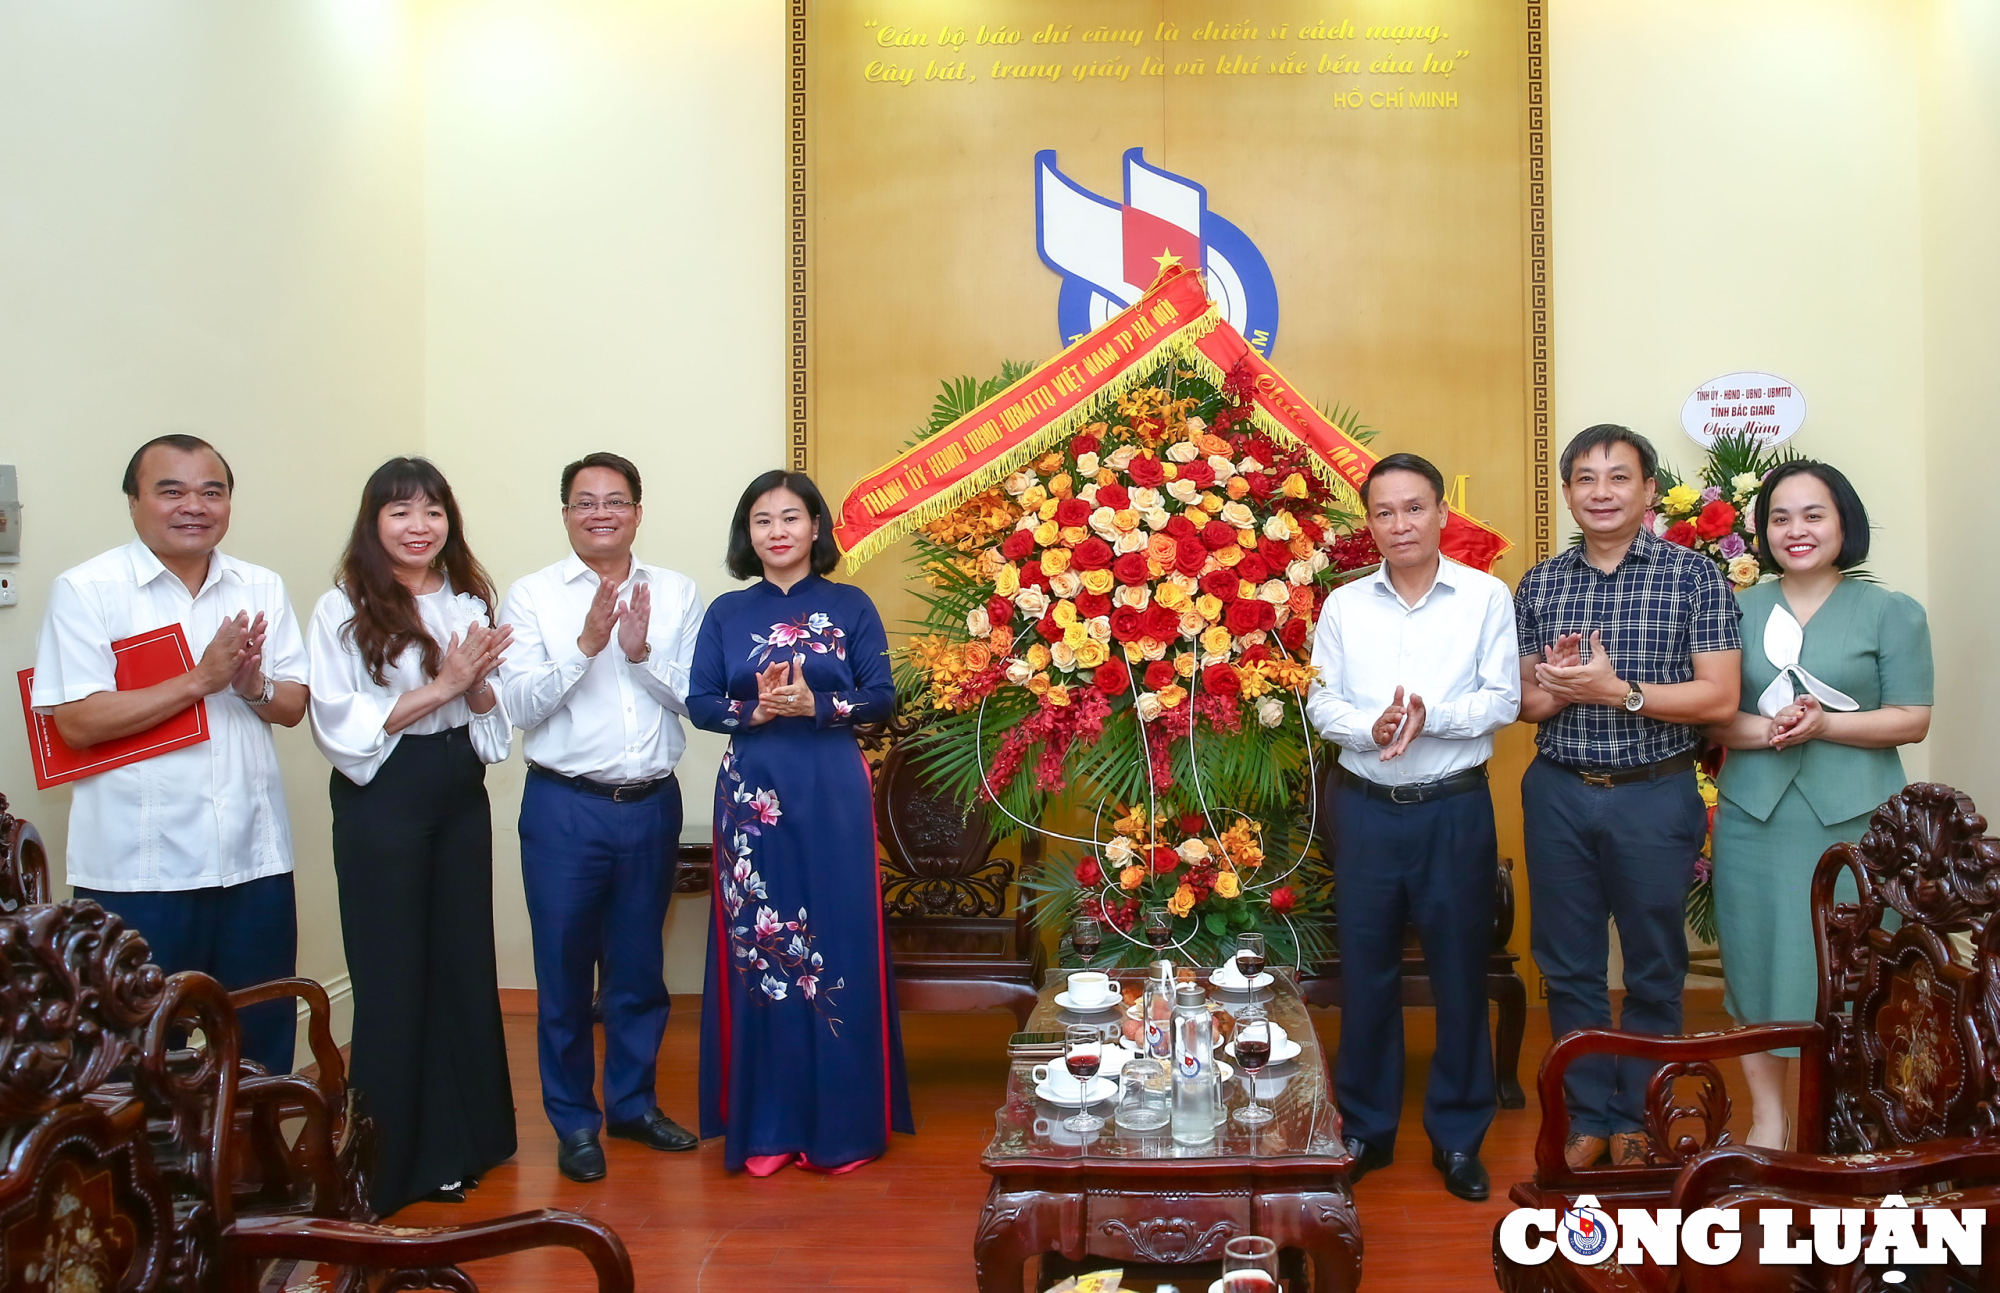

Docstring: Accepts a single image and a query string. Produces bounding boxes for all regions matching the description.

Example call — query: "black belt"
[1549,749,1699,788]
[1344,763,1488,805]
[530,764,677,804]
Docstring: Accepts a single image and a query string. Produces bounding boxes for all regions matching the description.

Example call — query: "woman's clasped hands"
[751,654,815,725]
[440,621,512,702]
[1767,693,1825,750]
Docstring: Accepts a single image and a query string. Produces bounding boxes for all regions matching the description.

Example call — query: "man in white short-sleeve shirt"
[31,435,309,1072]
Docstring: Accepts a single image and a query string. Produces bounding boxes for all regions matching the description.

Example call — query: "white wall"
[420,0,787,989]
[0,0,428,1048]
[1920,0,2000,813]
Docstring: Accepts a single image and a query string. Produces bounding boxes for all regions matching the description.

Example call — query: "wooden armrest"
[229,977,345,1126]
[1673,1140,2000,1212]
[227,1209,633,1291]
[236,1074,345,1214]
[1532,1022,1828,1186]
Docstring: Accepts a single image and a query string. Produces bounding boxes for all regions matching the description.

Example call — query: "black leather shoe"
[607,1107,698,1152]
[1342,1136,1393,1183]
[557,1129,607,1182]
[421,1181,467,1204]
[1433,1146,1490,1201]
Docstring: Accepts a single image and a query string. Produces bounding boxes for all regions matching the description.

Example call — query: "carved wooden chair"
[0,790,52,912]
[866,723,1045,1027]
[1494,782,2000,1292]
[0,900,634,1292]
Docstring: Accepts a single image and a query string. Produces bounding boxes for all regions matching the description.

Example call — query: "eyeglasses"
[564,498,635,515]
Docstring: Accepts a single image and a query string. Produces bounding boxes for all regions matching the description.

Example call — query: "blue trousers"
[1522,755,1706,1137]
[1330,779,1497,1155]
[520,769,682,1137]
[75,873,297,1075]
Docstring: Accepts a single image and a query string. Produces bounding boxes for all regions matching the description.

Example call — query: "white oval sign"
[1681,371,1806,449]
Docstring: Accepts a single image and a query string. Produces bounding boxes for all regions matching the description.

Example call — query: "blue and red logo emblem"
[1034,147,1279,356]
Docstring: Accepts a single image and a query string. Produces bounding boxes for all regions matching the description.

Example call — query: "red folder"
[16,624,211,789]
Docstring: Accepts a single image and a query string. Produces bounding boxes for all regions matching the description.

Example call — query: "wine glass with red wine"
[1235,932,1266,982]
[1143,904,1173,952]
[1070,914,1102,964]
[1221,1235,1281,1291]
[1061,1023,1106,1133]
[1232,1008,1275,1126]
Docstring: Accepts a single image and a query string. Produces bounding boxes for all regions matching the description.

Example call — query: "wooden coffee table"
[975,968,1361,1292]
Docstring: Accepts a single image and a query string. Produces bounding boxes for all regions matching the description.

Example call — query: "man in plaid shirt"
[1515,425,1742,1169]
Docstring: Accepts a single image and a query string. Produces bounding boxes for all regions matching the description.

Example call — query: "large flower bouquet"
[893,359,1381,968]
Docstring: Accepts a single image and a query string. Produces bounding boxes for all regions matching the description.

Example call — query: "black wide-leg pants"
[330,727,517,1216]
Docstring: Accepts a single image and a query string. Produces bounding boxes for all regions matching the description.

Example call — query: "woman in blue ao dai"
[688,471,913,1175]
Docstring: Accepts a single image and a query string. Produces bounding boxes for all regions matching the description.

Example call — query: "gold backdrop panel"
[793,0,1550,987]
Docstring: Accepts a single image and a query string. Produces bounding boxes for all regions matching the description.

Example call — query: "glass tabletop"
[983,967,1346,1165]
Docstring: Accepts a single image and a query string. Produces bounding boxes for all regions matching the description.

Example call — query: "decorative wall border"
[1525,0,1552,561]
[788,0,1554,547]
[789,0,811,473]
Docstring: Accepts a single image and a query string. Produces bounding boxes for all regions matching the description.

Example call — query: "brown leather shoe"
[1610,1131,1652,1165]
[1563,1133,1607,1170]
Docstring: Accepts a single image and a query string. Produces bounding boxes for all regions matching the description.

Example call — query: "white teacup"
[1032,1063,1105,1100]
[1066,971,1116,1006]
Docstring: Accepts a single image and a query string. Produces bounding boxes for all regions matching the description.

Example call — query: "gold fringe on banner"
[1178,347,1366,518]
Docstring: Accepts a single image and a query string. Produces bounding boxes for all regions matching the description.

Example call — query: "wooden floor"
[392,990,1738,1292]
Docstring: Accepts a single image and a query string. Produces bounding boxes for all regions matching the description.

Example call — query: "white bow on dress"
[1755,602,1859,718]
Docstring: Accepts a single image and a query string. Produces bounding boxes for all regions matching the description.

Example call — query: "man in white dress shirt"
[31,434,309,1074]
[1304,452,1521,1202]
[498,452,704,1183]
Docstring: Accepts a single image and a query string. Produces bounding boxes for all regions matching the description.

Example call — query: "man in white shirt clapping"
[1303,452,1521,1203]
[31,434,309,1074]
[498,452,704,1183]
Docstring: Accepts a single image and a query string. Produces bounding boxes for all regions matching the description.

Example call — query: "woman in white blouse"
[308,457,517,1215]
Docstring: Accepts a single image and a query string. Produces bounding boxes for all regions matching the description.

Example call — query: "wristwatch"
[1621,681,1644,713]
[244,674,275,707]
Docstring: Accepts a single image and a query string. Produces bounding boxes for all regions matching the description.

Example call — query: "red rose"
[1001,530,1034,560]
[1165,513,1198,541]
[1200,519,1236,551]
[1268,885,1298,915]
[1224,599,1264,635]
[1073,433,1100,456]
[1199,569,1240,602]
[1143,605,1182,641]
[1075,857,1104,887]
[1663,521,1698,548]
[1280,616,1310,652]
[1144,659,1177,692]
[1127,454,1165,487]
[1179,460,1216,489]
[1036,614,1063,642]
[1093,656,1131,695]
[1695,500,1738,540]
[1296,511,1324,542]
[1174,538,1209,576]
[1020,560,1049,589]
[1150,845,1180,874]
[1113,552,1151,586]
[1238,643,1272,666]
[1176,813,1205,834]
[1203,662,1242,698]
[1245,436,1278,464]
[986,595,1014,626]
[1056,497,1091,527]
[1076,591,1111,619]
[1071,537,1114,571]
[1235,554,1270,585]
[1254,600,1278,631]
[1097,483,1131,510]
[1110,606,1148,643]
[1261,536,1293,566]
[1246,471,1276,499]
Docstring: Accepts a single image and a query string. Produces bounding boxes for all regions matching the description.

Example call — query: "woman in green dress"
[1707,460,1932,1149]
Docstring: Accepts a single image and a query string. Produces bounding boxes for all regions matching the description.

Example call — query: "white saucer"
[1054,990,1123,1012]
[1208,970,1276,991]
[1224,1037,1302,1065]
[1034,1076,1116,1105]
